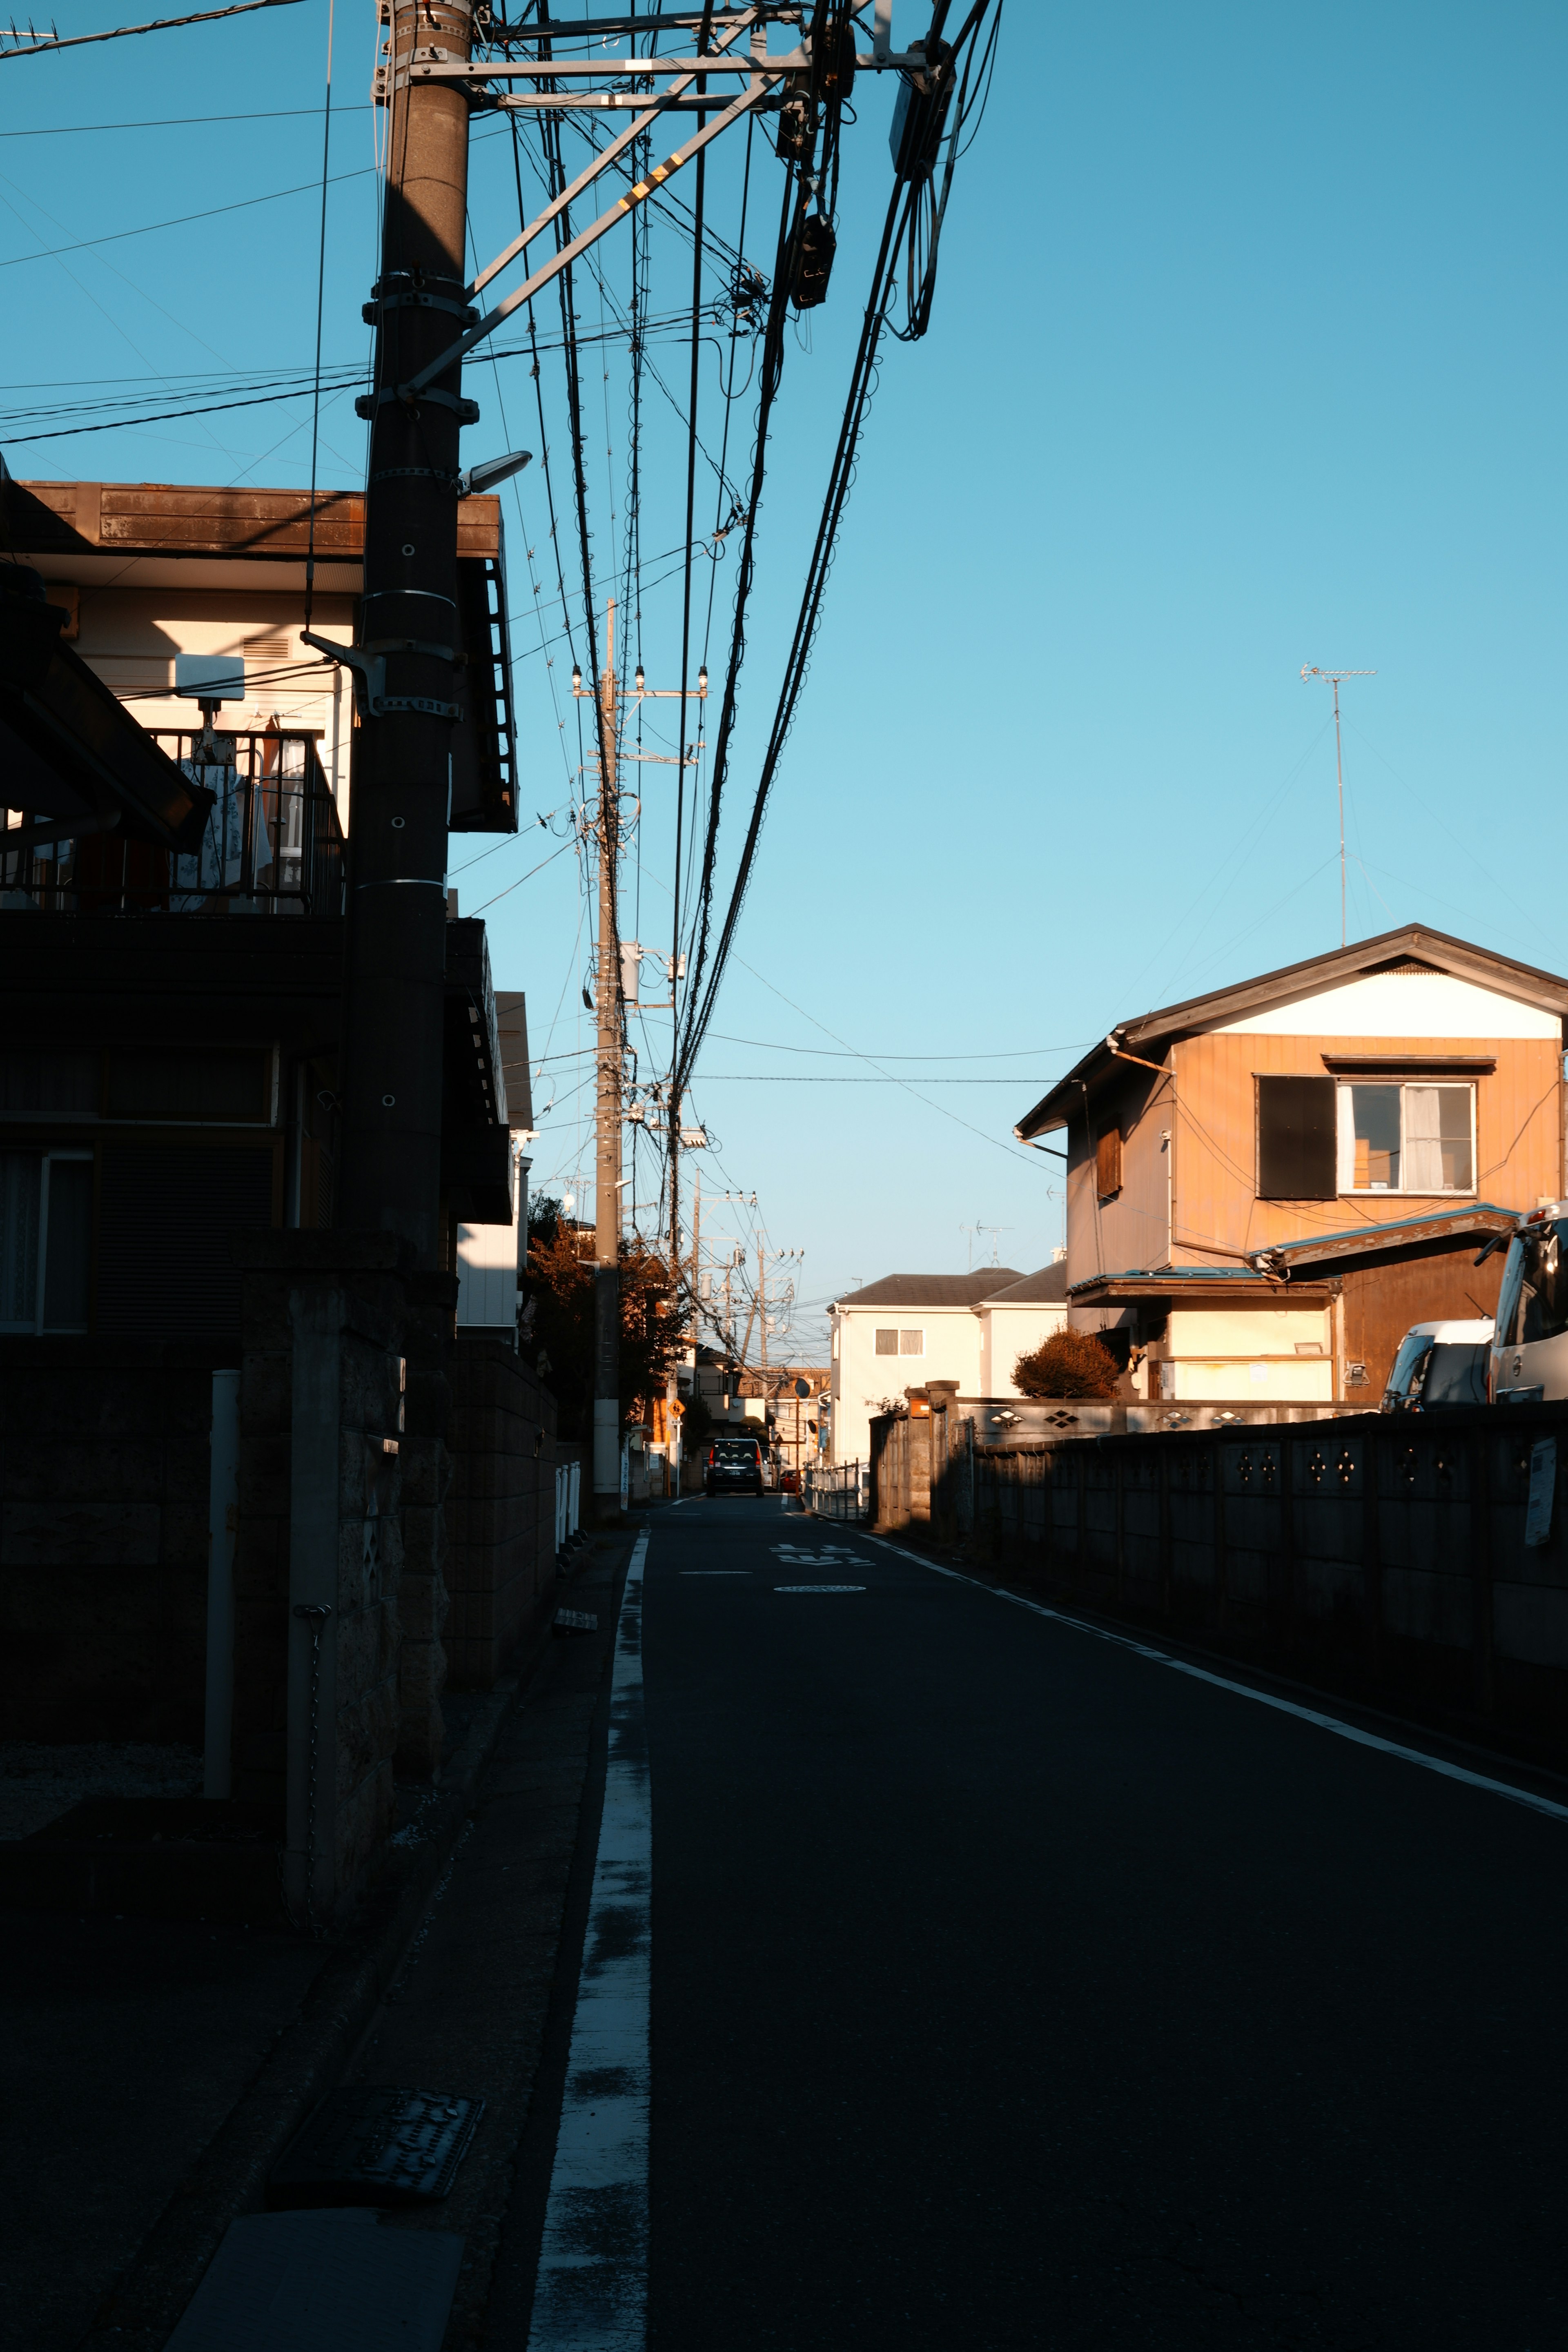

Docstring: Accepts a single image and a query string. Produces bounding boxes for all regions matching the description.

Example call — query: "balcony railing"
[1,731,345,915]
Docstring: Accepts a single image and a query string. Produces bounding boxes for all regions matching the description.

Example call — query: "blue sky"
[3,3,1562,1357]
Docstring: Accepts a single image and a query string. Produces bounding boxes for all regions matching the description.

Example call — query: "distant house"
[1013,925,1568,1404]
[828,1266,1078,1463]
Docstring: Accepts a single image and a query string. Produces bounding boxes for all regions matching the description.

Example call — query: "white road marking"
[859,1532,1568,1829]
[774,1584,865,1593]
[527,1531,650,2351]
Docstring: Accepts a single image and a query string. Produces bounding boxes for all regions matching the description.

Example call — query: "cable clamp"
[361,637,465,666]
[378,696,464,719]
[363,290,478,325]
[368,466,463,492]
[354,385,480,423]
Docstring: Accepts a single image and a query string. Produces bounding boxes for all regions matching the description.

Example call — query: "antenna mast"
[1301,665,1376,947]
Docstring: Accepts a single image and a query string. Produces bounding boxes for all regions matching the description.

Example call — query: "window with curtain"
[1336,1083,1474,1194]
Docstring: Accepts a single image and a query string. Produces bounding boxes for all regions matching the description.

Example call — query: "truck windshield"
[1497,1219,1568,1348]
[1423,1343,1488,1406]
[1383,1332,1433,1410]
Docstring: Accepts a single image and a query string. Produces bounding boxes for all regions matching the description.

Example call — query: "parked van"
[1381,1319,1493,1412]
[1488,1200,1568,1403]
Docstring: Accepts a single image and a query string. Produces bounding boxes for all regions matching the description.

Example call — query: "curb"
[78,1671,527,2352]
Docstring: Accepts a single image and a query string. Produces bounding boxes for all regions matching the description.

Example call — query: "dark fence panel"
[966,1407,1568,1773]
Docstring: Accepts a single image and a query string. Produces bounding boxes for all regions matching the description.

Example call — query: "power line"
[0,0,301,62]
[0,165,375,271]
[0,103,370,134]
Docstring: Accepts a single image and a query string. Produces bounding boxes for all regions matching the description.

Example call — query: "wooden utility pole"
[592,603,622,1515]
[332,0,474,1264]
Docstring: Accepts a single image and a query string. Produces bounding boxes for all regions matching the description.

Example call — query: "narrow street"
[524,1494,1568,2351]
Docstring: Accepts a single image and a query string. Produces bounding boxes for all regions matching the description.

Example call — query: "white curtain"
[1404,1087,1445,1193]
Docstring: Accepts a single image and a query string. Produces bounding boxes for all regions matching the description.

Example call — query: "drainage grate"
[269,2087,484,2209]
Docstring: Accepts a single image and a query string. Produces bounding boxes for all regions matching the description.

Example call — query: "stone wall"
[446,1335,558,1690]
[0,1343,215,1743]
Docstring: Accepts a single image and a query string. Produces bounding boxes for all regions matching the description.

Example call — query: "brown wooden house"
[1014,927,1568,1403]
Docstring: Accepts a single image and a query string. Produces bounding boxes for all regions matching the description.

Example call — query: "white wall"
[829,1306,984,1464]
[978,1303,1069,1398]
[1210,971,1559,1039]
[457,1153,523,1334]
[1162,1304,1333,1401]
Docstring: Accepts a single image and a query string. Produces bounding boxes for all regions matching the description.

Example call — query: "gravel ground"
[0,1743,202,1839]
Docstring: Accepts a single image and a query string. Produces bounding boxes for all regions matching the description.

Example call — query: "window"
[1096,1125,1123,1199]
[1336,1083,1473,1194]
[873,1327,924,1356]
[1256,1076,1336,1199]
[0,1150,92,1332]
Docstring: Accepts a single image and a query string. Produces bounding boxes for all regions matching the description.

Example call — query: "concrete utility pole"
[591,604,622,1515]
[332,0,474,1265]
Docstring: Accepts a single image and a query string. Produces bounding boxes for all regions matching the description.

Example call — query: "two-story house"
[1013,927,1568,1405]
[826,1263,1071,1463]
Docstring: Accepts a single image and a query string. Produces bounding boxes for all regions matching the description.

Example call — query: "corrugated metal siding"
[1170,1032,1562,1262]
[97,1143,275,1343]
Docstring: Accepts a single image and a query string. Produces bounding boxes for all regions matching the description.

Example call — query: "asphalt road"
[630,1493,1568,2351]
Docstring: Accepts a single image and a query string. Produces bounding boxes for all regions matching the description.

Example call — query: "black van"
[705,1435,764,1497]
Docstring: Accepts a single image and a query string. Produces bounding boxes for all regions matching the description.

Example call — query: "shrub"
[1013,1328,1120,1401]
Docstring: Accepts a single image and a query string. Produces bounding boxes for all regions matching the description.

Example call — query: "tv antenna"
[961,1221,1011,1270]
[1301,666,1376,947]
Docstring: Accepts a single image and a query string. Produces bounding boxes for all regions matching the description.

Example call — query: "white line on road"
[859,1533,1568,1829]
[527,1530,650,2352]
[774,1584,865,1592]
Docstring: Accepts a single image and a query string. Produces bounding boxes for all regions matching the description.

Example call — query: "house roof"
[1262,1201,1517,1270]
[1015,924,1568,1139]
[834,1270,1025,1311]
[1067,1268,1339,1308]
[981,1262,1069,1305]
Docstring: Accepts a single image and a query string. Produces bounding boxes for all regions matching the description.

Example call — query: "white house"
[975,1258,1070,1396]
[826,1261,1070,1465]
[456,990,532,1342]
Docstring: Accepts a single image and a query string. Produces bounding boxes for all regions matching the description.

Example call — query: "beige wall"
[71,584,353,822]
[1169,1028,1562,1263]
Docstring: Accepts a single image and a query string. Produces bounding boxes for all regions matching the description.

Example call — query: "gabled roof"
[981,1262,1069,1305]
[1016,924,1568,1139]
[834,1270,1025,1311]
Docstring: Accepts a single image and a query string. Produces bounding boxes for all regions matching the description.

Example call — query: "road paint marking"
[774,1584,865,1593]
[527,1530,650,2351]
[679,1569,750,1576]
[858,1533,1568,1829]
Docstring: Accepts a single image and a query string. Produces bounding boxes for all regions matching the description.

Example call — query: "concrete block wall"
[232,1235,413,1913]
[971,1405,1568,1774]
[0,1345,214,1742]
[445,1335,558,1690]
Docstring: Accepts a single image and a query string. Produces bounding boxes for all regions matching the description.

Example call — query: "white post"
[203,1368,241,1800]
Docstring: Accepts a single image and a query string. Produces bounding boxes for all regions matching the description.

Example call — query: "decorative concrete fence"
[963,1406,1568,1773]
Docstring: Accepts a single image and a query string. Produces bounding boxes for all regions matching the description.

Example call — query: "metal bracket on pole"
[302,629,463,723]
[402,72,780,403]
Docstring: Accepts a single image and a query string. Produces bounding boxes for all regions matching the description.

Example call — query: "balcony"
[2,730,345,916]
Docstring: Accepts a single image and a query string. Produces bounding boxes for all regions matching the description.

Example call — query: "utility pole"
[1301,665,1376,949]
[590,605,622,1515]
[327,0,474,1264]
[757,1237,768,1381]
[574,627,703,1514]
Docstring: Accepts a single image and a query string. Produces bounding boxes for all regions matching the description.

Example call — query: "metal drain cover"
[554,1608,598,1634]
[269,2087,484,2208]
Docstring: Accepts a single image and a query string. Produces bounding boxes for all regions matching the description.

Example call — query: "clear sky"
[3,3,1562,1360]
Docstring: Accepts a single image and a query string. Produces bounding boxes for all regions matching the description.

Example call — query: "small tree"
[526,1195,676,1441]
[1013,1328,1120,1401]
